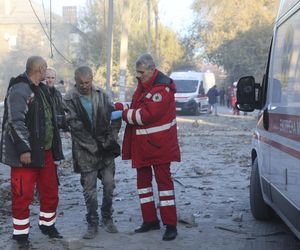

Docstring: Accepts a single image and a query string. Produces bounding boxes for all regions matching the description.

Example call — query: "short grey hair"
[46,67,57,76]
[135,53,155,69]
[74,66,93,79]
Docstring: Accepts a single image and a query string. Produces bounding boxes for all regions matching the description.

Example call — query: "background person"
[207,85,219,116]
[219,86,225,106]
[232,82,240,115]
[45,67,66,130]
[63,66,121,239]
[0,56,64,248]
[114,53,181,241]
[226,84,234,108]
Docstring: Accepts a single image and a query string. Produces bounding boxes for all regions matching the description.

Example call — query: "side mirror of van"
[236,76,262,112]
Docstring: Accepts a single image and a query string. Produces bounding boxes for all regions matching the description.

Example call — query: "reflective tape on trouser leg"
[138,187,154,205]
[159,199,175,207]
[138,187,157,222]
[39,211,57,226]
[11,167,36,238]
[153,163,177,226]
[159,194,177,226]
[140,196,154,204]
[139,193,157,222]
[138,187,153,195]
[159,190,174,197]
[137,168,158,223]
[13,217,30,235]
[159,190,175,207]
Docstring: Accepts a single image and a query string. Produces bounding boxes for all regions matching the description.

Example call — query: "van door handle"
[263,109,269,130]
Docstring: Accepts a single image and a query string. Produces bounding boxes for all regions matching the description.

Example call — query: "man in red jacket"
[114,53,181,241]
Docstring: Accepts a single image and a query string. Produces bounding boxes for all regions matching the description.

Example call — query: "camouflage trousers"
[80,156,116,226]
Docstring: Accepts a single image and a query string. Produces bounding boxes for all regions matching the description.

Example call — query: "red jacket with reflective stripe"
[117,70,181,168]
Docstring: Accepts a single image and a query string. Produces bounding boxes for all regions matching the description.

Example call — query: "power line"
[41,0,49,33]
[49,0,53,58]
[41,0,53,57]
[28,0,74,65]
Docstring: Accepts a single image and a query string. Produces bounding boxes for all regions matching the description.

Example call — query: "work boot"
[83,224,98,239]
[162,225,177,241]
[134,220,160,233]
[12,235,30,250]
[101,218,118,233]
[39,225,63,239]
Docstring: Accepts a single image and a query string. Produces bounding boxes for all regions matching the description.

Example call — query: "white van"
[170,71,215,115]
[236,0,300,239]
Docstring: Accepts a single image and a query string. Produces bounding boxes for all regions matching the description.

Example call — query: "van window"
[175,80,199,93]
[198,81,205,95]
[271,9,300,108]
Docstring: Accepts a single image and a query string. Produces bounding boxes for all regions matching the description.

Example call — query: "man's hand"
[114,102,130,110]
[114,102,124,110]
[20,152,31,165]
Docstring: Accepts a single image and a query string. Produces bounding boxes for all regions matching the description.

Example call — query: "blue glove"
[111,110,123,120]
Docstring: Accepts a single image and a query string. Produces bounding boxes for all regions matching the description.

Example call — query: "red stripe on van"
[269,113,300,141]
[257,113,300,142]
[254,134,300,159]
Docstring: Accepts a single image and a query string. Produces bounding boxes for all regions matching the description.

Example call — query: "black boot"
[162,225,177,241]
[39,224,63,239]
[134,220,160,233]
[12,235,30,249]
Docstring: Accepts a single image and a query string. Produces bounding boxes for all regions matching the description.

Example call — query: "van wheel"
[250,158,273,220]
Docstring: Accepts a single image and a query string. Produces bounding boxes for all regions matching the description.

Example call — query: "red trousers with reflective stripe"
[136,163,177,226]
[11,150,59,235]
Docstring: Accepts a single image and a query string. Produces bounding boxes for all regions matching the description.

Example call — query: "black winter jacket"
[48,86,67,130]
[207,86,219,105]
[0,73,64,167]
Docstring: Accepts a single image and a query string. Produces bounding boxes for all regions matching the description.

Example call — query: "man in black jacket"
[45,67,66,130]
[0,56,64,248]
[207,85,219,116]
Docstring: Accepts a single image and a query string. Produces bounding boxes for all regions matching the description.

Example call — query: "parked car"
[236,0,300,239]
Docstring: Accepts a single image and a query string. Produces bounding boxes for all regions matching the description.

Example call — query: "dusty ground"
[1,106,300,250]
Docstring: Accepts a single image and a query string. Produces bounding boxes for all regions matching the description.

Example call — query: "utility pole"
[118,0,129,102]
[105,0,113,98]
[152,0,159,60]
[147,0,151,52]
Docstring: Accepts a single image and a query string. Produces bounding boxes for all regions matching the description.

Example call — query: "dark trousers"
[80,156,116,225]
